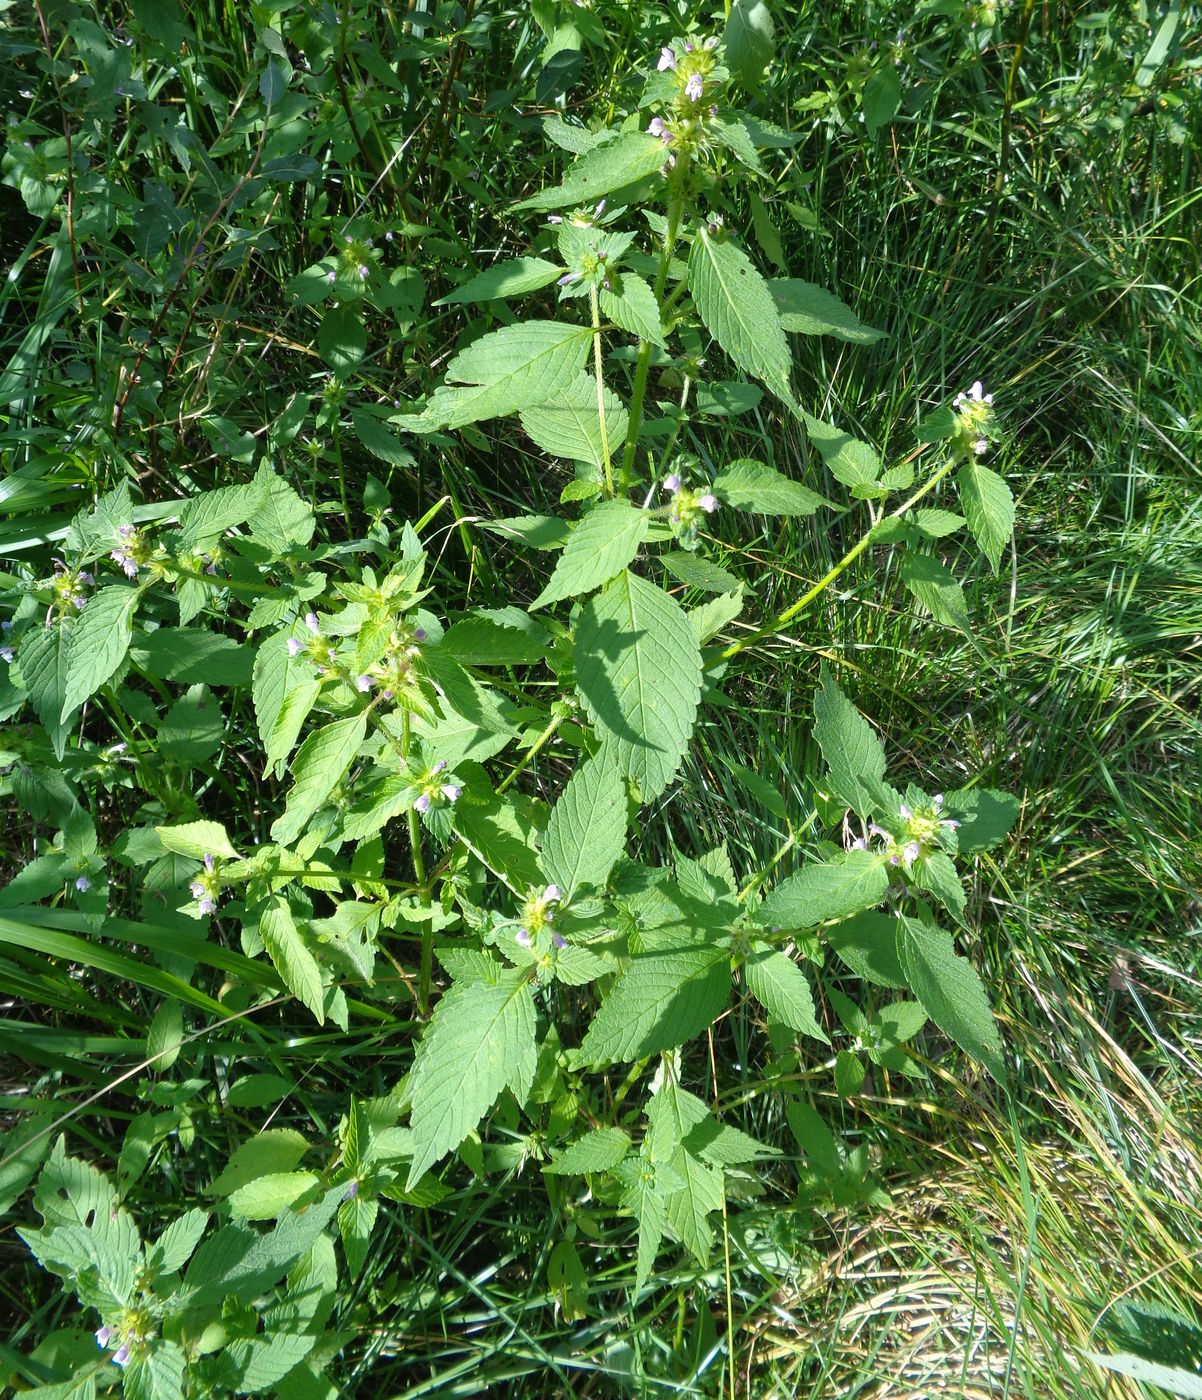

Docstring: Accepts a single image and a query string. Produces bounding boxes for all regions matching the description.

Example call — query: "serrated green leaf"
[208,1129,311,1196]
[913,848,966,922]
[957,462,1014,572]
[13,620,71,754]
[575,570,702,801]
[228,1171,320,1220]
[577,945,730,1065]
[760,850,890,930]
[520,372,629,471]
[453,790,543,894]
[770,280,886,344]
[513,132,667,211]
[694,380,763,416]
[743,943,828,1040]
[259,897,324,1023]
[725,0,776,88]
[825,912,907,987]
[897,915,1005,1081]
[532,501,648,610]
[271,714,367,847]
[350,409,416,468]
[60,586,138,720]
[406,966,537,1185]
[661,552,743,594]
[542,754,627,898]
[688,587,745,644]
[146,1208,209,1277]
[155,820,239,861]
[615,1157,673,1295]
[944,787,1019,853]
[1084,1350,1202,1399]
[424,321,592,429]
[714,457,828,516]
[131,629,252,686]
[600,272,665,346]
[124,1338,186,1400]
[176,481,264,546]
[813,666,892,818]
[253,631,320,778]
[440,613,548,666]
[225,1333,318,1395]
[544,1127,632,1174]
[317,303,365,371]
[434,256,563,305]
[802,413,882,485]
[899,550,971,631]
[690,227,793,402]
[338,1192,378,1277]
[863,66,902,136]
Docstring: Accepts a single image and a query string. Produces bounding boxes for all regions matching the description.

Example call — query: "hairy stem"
[589,284,614,497]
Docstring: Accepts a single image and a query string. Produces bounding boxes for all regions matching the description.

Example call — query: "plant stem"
[722,451,961,662]
[620,188,686,484]
[400,710,432,1015]
[589,284,614,496]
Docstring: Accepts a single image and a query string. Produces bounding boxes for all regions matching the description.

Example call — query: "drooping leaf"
[253,630,320,778]
[813,666,892,818]
[725,0,776,89]
[155,820,239,861]
[802,413,882,487]
[207,1129,311,1196]
[899,550,971,631]
[769,279,886,345]
[896,915,1005,1081]
[350,409,416,468]
[513,132,668,211]
[825,911,907,988]
[270,714,367,847]
[690,226,793,403]
[713,458,829,516]
[743,943,828,1040]
[863,66,902,137]
[258,897,325,1024]
[943,787,1020,853]
[60,586,139,721]
[406,966,537,1185]
[957,462,1014,573]
[12,620,72,754]
[531,501,648,610]
[423,322,592,429]
[317,303,365,371]
[574,570,703,801]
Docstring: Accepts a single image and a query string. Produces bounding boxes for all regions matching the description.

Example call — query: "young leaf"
[434,256,563,305]
[689,226,793,404]
[423,322,592,430]
[574,570,703,801]
[270,714,367,848]
[759,850,890,930]
[743,943,828,1040]
[60,585,139,721]
[615,1156,676,1295]
[513,132,668,211]
[713,458,829,516]
[802,413,882,486]
[957,461,1014,573]
[896,915,1006,1082]
[575,946,731,1065]
[542,754,627,898]
[531,500,649,610]
[813,666,892,818]
[207,1129,311,1196]
[520,373,629,471]
[899,550,971,631]
[406,966,537,1186]
[350,409,416,468]
[259,897,325,1024]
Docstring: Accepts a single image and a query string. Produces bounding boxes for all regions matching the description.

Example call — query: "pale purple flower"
[0,647,13,664]
[75,875,91,892]
[685,74,704,101]
[558,271,579,287]
[326,268,336,284]
[546,214,563,225]
[657,45,676,70]
[356,674,373,692]
[414,793,431,814]
[96,1327,112,1348]
[663,473,682,493]
[933,794,944,807]
[286,637,303,657]
[198,897,216,915]
[413,627,426,642]
[441,784,461,803]
[899,802,911,820]
[698,493,719,514]
[358,264,369,280]
[550,932,567,950]
[851,837,867,851]
[204,853,215,872]
[974,439,988,454]
[432,759,447,774]
[364,238,374,248]
[305,612,320,633]
[384,230,394,242]
[903,841,921,866]
[648,117,666,138]
[113,1345,131,1366]
[189,878,205,900]
[515,927,532,948]
[544,884,562,903]
[704,35,719,49]
[342,1179,359,1201]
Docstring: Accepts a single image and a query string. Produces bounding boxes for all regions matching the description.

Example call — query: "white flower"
[515,927,532,947]
[657,45,676,71]
[414,793,431,813]
[648,117,665,137]
[663,473,682,493]
[441,784,461,803]
[305,612,321,633]
[286,637,303,657]
[698,493,719,513]
[544,884,562,903]
[685,74,704,101]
